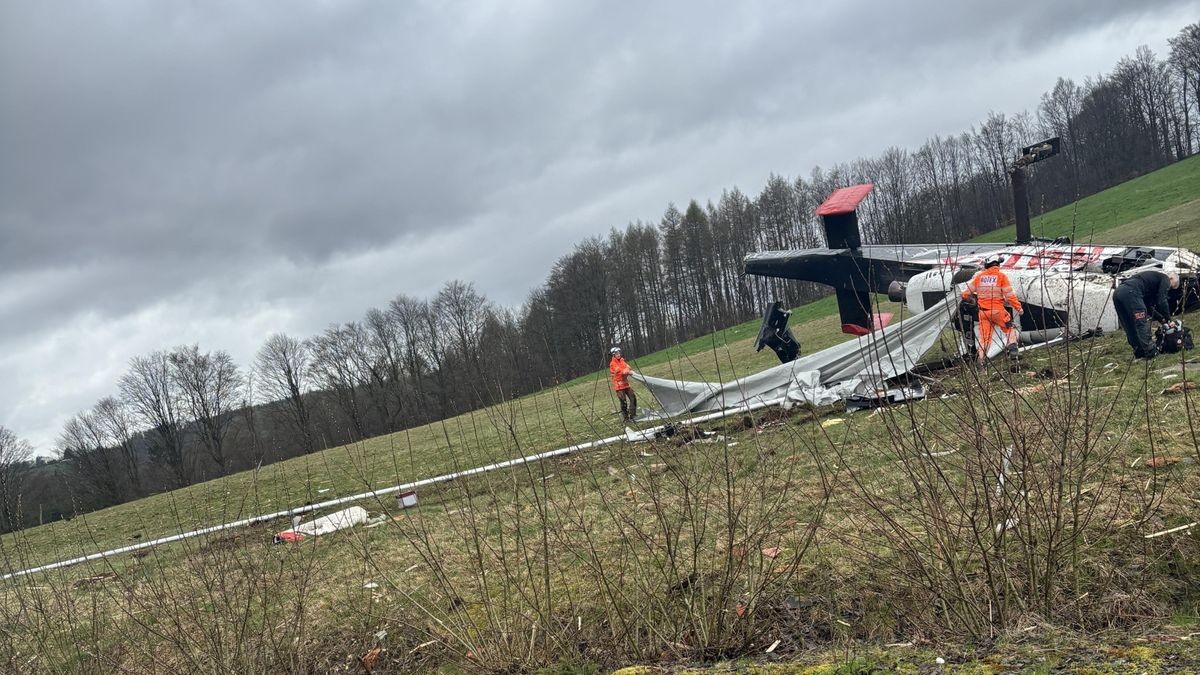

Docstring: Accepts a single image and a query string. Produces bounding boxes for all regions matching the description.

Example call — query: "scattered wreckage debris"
[755,419,789,434]
[396,491,418,509]
[622,423,725,448]
[633,295,956,416]
[845,383,926,412]
[72,572,118,589]
[1162,381,1198,396]
[364,513,392,529]
[671,426,718,445]
[1144,456,1180,469]
[6,414,671,580]
[359,646,382,674]
[273,506,370,543]
[1,307,966,582]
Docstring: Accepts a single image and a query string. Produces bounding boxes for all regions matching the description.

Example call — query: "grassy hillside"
[973,154,1200,244]
[4,313,1196,672]
[0,295,905,573]
[1097,198,1200,250]
[9,155,1191,573]
[2,157,1198,672]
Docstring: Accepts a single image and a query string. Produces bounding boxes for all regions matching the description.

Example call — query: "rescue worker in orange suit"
[961,256,1024,364]
[609,346,637,422]
[1112,270,1180,359]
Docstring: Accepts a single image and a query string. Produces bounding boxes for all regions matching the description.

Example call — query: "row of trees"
[37,282,500,507]
[4,25,1199,532]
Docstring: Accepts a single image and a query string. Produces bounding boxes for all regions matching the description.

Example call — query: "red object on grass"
[815,183,874,216]
[842,313,894,336]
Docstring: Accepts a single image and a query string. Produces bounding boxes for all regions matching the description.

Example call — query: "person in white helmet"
[608,346,637,422]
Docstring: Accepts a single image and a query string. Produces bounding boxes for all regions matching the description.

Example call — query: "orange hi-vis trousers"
[976,307,1017,360]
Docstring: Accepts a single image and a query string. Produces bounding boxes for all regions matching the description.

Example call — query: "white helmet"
[609,346,621,355]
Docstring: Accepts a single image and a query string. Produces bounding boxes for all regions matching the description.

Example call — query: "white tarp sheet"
[633,296,957,415]
[274,505,369,542]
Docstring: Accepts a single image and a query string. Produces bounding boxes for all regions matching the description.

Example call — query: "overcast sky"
[2,1,1197,456]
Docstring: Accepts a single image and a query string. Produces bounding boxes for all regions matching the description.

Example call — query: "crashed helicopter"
[745,138,1199,363]
[635,139,1198,415]
[744,184,1200,362]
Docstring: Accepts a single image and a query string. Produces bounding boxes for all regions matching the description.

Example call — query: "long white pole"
[3,397,780,581]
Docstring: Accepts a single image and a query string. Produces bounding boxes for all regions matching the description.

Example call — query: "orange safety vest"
[609,355,632,391]
[962,266,1023,312]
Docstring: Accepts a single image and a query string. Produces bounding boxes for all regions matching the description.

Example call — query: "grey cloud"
[5,1,1181,273]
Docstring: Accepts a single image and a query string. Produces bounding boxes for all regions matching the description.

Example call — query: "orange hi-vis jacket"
[609,355,632,391]
[962,266,1023,312]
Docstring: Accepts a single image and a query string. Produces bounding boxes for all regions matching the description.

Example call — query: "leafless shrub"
[829,330,1197,639]
[2,329,1197,671]
[342,386,832,671]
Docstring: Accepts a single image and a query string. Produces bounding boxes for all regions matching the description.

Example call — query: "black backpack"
[1156,324,1194,353]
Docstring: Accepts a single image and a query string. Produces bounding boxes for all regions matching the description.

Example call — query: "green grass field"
[974,154,1200,244]
[2,157,1199,673]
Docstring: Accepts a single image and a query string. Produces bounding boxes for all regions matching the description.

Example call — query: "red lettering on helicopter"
[938,245,1111,270]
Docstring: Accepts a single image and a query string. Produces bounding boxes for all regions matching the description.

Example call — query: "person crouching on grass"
[1113,269,1180,359]
[609,346,637,422]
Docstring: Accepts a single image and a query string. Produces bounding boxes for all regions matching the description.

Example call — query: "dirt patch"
[72,572,118,589]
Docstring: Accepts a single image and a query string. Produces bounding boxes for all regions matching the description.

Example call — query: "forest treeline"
[3,26,1198,532]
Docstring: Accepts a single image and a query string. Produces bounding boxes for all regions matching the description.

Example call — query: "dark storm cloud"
[1,1,1178,272]
[1,0,1195,451]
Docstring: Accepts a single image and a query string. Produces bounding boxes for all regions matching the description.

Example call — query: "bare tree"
[58,412,123,505]
[170,345,244,476]
[120,351,191,487]
[1169,23,1200,155]
[363,308,407,432]
[389,294,435,421]
[0,426,33,531]
[418,297,451,417]
[309,324,371,438]
[238,373,267,467]
[255,333,315,453]
[92,396,142,497]
[435,280,490,373]
[1038,77,1084,191]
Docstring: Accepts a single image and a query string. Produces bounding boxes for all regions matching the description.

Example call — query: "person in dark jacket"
[1112,270,1180,358]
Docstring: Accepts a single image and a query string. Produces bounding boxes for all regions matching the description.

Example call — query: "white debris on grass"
[995,518,1020,534]
[1144,522,1198,539]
